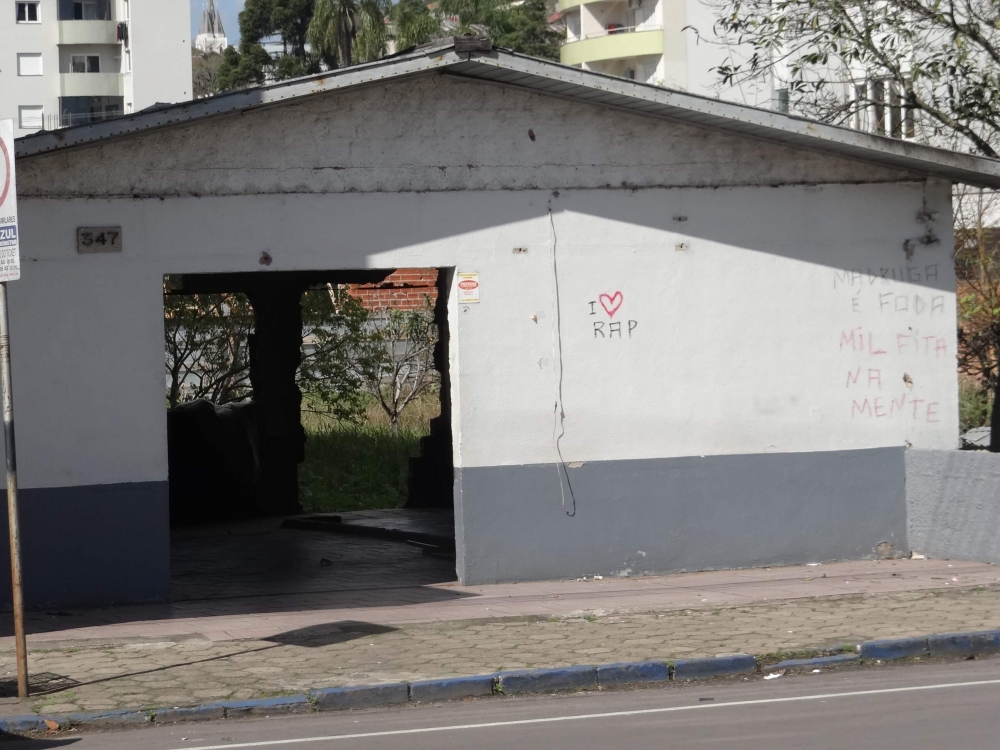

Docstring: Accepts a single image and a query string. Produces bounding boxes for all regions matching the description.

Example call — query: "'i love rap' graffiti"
[588,291,638,340]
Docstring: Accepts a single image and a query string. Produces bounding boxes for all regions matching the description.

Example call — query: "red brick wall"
[344,269,438,311]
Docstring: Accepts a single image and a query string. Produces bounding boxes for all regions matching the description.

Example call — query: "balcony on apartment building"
[559,0,662,66]
[57,0,120,44]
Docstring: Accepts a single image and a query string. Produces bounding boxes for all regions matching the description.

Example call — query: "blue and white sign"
[0,120,20,282]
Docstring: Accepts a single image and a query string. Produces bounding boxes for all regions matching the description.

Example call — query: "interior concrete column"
[246,280,307,516]
[407,268,454,508]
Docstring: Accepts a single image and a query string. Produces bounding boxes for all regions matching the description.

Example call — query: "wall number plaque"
[77,227,122,254]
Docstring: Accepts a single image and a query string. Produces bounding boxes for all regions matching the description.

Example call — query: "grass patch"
[960,382,992,433]
[298,393,439,513]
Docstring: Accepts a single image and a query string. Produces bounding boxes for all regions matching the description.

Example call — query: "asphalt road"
[7,658,1000,749]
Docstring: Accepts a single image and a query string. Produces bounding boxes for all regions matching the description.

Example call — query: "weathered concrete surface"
[456,448,907,584]
[17,75,918,198]
[906,449,1000,562]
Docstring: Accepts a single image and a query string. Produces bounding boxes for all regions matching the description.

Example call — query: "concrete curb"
[859,636,929,661]
[767,653,860,670]
[673,655,757,681]
[4,628,999,736]
[410,674,497,702]
[497,665,599,695]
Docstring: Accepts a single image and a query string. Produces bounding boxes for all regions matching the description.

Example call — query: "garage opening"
[162,269,456,601]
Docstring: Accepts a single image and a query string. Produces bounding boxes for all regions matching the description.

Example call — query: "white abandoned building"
[8,42,1000,607]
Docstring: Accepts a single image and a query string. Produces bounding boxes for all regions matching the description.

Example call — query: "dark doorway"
[163,268,456,602]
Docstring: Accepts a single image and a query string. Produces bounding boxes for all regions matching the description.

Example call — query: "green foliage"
[955,187,1000,434]
[217,0,325,90]
[308,0,391,68]
[299,391,440,512]
[436,0,511,35]
[389,0,441,51]
[217,0,560,91]
[298,421,423,512]
[216,43,274,90]
[299,287,371,423]
[492,0,560,60]
[960,382,992,433]
[707,0,1000,155]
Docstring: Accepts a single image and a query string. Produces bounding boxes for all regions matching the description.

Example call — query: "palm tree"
[435,0,512,36]
[309,0,391,68]
[389,0,442,51]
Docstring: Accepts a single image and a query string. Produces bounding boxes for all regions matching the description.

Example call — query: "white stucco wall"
[10,74,956,491]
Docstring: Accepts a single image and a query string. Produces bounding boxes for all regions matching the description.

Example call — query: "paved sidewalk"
[0,558,997,716]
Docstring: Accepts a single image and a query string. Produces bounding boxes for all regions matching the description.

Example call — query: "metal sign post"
[0,119,27,699]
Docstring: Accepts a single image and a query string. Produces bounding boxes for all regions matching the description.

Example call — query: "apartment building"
[2,0,192,135]
[558,0,772,106]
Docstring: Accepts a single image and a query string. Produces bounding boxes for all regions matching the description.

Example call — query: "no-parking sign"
[0,121,20,282]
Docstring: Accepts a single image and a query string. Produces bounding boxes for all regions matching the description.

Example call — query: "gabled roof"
[17,43,1000,188]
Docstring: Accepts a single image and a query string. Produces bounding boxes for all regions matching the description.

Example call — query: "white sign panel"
[0,121,20,282]
[457,271,480,303]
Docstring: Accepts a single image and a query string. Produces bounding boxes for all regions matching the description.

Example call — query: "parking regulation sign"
[0,121,20,282]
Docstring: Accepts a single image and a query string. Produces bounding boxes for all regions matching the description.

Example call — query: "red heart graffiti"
[599,291,623,318]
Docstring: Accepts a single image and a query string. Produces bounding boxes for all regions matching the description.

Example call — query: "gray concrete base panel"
[455,448,907,584]
[0,481,169,609]
[906,449,1000,562]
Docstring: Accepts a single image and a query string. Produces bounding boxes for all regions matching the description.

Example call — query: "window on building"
[776,88,790,114]
[74,0,99,19]
[17,53,43,76]
[59,95,122,127]
[18,106,44,130]
[71,54,100,73]
[15,2,40,22]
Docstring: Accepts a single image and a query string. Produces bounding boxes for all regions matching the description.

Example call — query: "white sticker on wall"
[457,272,480,303]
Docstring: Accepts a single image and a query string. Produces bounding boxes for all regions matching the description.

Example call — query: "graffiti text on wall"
[589,292,638,339]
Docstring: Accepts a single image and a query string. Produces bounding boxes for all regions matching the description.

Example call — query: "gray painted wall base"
[0,482,169,609]
[455,448,907,584]
[906,449,1000,562]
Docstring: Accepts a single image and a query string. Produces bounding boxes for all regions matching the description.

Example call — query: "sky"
[190,0,245,46]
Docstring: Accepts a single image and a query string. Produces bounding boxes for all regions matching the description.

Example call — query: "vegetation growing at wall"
[955,187,1000,438]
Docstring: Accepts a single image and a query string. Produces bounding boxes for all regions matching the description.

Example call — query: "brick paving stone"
[1,566,998,716]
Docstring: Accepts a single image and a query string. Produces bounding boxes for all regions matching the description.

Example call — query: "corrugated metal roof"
[16,43,1000,188]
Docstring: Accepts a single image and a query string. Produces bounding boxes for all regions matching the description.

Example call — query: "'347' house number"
[77,227,122,254]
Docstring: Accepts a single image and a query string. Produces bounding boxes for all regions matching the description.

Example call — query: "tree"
[354,301,439,435]
[389,0,442,51]
[164,290,254,409]
[308,0,391,68]
[705,0,1000,156]
[192,48,226,98]
[493,0,561,60]
[217,0,324,90]
[436,0,513,36]
[955,185,1000,442]
[298,287,371,422]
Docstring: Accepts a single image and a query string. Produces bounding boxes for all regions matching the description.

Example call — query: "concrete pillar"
[407,269,454,509]
[246,280,307,516]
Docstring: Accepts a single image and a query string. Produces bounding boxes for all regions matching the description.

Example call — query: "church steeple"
[195,0,228,54]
